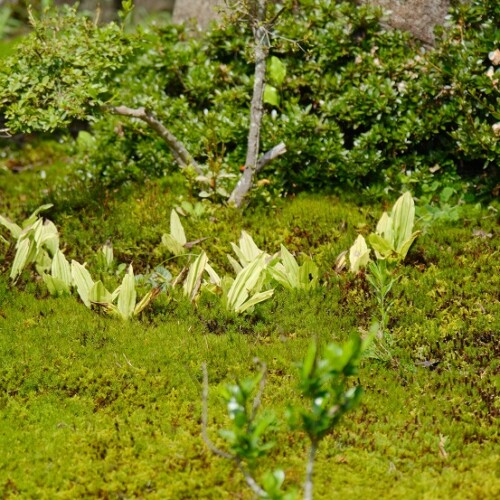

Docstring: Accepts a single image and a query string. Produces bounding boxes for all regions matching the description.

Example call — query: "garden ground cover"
[0,164,499,498]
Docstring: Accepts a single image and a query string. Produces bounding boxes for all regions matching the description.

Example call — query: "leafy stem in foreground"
[203,337,364,499]
[202,360,269,497]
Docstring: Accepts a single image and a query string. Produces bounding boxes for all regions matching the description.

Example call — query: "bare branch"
[228,0,281,208]
[110,105,203,176]
[228,141,286,206]
[255,142,287,173]
[236,458,267,497]
[303,439,318,500]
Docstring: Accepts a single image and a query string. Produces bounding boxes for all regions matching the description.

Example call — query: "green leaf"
[440,187,455,203]
[89,280,113,305]
[161,234,186,256]
[301,342,317,381]
[226,253,267,312]
[205,262,221,287]
[100,242,114,269]
[23,203,53,228]
[71,260,95,308]
[33,219,59,256]
[183,251,208,302]
[397,231,421,260]
[117,265,137,320]
[298,259,319,290]
[268,56,287,86]
[10,237,36,281]
[42,274,70,297]
[170,209,187,246]
[349,234,371,273]
[391,192,415,252]
[134,288,157,316]
[0,215,22,239]
[51,250,72,288]
[367,233,394,260]
[267,263,292,290]
[227,254,243,275]
[280,244,300,287]
[235,289,274,314]
[263,84,280,106]
[231,231,265,268]
[35,248,52,275]
[375,211,393,243]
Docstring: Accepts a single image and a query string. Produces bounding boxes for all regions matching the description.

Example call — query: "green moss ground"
[0,163,499,498]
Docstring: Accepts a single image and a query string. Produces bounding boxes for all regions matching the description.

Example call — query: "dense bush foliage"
[0,0,498,200]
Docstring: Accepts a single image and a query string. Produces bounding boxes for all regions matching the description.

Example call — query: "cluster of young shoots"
[0,191,419,327]
[0,204,156,320]
[0,204,319,319]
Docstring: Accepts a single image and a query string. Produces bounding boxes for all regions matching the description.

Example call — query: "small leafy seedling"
[203,337,364,499]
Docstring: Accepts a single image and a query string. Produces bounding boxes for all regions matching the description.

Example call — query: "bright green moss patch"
[0,176,499,497]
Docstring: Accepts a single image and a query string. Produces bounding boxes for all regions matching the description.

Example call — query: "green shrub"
[0,1,498,200]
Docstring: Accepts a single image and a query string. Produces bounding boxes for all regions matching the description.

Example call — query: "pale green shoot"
[42,249,73,296]
[109,265,157,319]
[116,265,137,320]
[100,242,114,270]
[10,237,37,281]
[9,217,59,281]
[72,262,156,319]
[88,280,115,305]
[183,252,209,302]
[94,265,157,320]
[22,204,54,228]
[162,209,187,256]
[349,235,371,273]
[229,230,270,272]
[268,244,319,290]
[368,192,420,261]
[71,260,95,308]
[0,203,53,241]
[0,215,22,240]
[226,253,274,314]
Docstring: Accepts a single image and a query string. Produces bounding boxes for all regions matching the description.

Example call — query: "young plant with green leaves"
[203,337,364,499]
[162,209,188,256]
[348,192,419,272]
[179,229,275,313]
[42,249,73,297]
[348,234,371,274]
[224,253,275,314]
[367,192,420,263]
[183,251,209,302]
[228,230,271,273]
[291,337,363,500]
[183,249,274,314]
[203,360,295,499]
[365,260,398,357]
[162,209,209,257]
[347,192,419,354]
